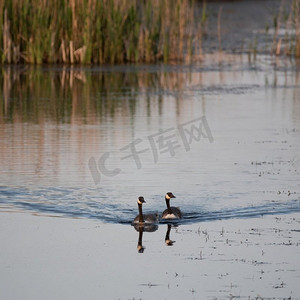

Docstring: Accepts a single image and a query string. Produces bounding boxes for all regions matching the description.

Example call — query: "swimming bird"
[132,196,158,225]
[161,192,182,220]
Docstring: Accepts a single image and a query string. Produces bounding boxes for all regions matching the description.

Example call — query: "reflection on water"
[133,223,175,253]
[0,65,201,124]
[165,224,176,246]
[1,57,299,126]
[133,224,159,253]
[0,55,299,222]
[137,226,145,253]
[89,116,214,185]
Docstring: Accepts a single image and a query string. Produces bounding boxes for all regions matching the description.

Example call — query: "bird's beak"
[172,195,176,198]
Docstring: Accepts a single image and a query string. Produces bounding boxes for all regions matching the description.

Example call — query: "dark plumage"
[132,196,158,225]
[161,192,182,219]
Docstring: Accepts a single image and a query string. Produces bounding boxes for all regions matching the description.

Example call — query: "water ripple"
[0,186,299,225]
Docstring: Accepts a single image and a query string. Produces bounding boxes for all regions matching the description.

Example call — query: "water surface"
[0,55,300,224]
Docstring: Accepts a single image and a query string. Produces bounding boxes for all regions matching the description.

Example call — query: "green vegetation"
[0,0,299,64]
[0,0,202,64]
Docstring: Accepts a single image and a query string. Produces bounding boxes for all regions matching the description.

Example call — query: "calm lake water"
[1,54,300,300]
[0,55,299,223]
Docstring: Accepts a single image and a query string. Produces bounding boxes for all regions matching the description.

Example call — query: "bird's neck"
[138,203,144,223]
[165,197,172,214]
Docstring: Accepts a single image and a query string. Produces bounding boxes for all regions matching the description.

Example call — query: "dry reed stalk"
[70,41,74,63]
[74,46,87,63]
[1,0,202,64]
[3,67,11,115]
[202,0,207,33]
[179,0,187,60]
[61,39,67,63]
[144,29,151,63]
[3,9,12,63]
[271,0,284,55]
[276,38,282,55]
[185,1,194,64]
[196,23,203,62]
[70,0,77,32]
[50,33,56,62]
[13,45,20,63]
[138,27,145,62]
[162,0,171,63]
[295,0,300,57]
[217,6,223,52]
[284,6,293,55]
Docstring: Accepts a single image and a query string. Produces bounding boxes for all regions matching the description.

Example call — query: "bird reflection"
[133,223,158,253]
[165,224,176,246]
[137,226,145,253]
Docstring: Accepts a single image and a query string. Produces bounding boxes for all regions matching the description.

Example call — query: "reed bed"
[271,0,300,57]
[0,0,202,64]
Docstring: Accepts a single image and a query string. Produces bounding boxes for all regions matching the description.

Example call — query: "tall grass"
[0,0,202,64]
[271,0,300,57]
[294,0,300,57]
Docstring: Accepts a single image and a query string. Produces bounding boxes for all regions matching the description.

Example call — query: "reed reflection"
[0,65,201,124]
[0,65,208,185]
[3,59,298,126]
[1,61,298,188]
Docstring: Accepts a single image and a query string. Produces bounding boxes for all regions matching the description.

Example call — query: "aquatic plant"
[0,0,203,64]
[270,0,300,57]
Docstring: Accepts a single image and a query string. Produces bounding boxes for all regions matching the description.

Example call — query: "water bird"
[132,196,158,225]
[161,192,182,220]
